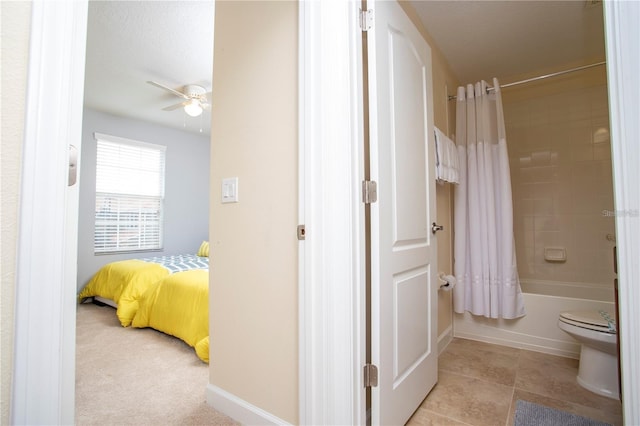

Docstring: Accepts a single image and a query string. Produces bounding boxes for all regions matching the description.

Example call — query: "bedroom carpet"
[75,302,238,425]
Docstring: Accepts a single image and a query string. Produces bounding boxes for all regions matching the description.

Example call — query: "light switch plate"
[222,177,239,203]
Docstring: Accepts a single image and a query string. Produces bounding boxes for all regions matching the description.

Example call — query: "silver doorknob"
[432,222,444,234]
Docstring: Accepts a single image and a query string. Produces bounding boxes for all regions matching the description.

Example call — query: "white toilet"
[558,310,619,399]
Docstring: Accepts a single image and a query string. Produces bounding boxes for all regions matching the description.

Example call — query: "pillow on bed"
[197,241,209,257]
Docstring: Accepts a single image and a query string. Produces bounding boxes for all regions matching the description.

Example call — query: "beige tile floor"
[407,338,623,426]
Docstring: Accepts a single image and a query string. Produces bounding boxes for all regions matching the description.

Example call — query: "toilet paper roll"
[438,274,457,291]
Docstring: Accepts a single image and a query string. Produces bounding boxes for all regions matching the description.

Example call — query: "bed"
[78,242,210,362]
[132,269,209,362]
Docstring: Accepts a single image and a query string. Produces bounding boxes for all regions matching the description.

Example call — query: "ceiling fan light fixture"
[184,99,203,117]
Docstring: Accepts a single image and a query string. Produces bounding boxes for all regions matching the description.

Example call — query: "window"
[94,133,166,254]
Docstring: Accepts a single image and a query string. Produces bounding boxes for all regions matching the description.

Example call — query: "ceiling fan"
[147,80,211,117]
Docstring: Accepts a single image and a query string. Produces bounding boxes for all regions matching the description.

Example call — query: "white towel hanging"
[434,127,460,184]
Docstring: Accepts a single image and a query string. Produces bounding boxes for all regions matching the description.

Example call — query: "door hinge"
[359,8,373,31]
[297,224,306,241]
[362,180,378,204]
[364,364,378,388]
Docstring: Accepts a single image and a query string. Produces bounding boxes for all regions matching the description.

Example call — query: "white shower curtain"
[453,78,525,319]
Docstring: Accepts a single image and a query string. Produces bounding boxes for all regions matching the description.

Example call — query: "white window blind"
[94,133,166,253]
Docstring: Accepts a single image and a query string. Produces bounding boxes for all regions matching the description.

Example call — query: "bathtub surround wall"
[505,65,615,297]
[519,278,614,302]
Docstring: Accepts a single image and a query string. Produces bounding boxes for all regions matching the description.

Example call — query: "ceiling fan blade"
[162,101,188,111]
[198,92,212,109]
[147,80,189,99]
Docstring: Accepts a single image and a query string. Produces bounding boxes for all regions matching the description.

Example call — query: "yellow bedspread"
[132,269,209,363]
[78,260,169,327]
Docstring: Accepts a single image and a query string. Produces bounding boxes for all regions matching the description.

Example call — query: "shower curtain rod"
[447,61,607,100]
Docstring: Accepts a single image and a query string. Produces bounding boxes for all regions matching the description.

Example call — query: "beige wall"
[503,64,615,293]
[209,1,298,423]
[400,1,459,338]
[1,2,32,423]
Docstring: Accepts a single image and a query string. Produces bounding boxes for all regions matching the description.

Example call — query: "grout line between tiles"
[418,407,476,426]
[438,368,518,390]
[505,386,516,426]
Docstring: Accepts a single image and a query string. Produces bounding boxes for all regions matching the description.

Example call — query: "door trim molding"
[603,1,640,423]
[11,1,87,424]
[298,1,366,424]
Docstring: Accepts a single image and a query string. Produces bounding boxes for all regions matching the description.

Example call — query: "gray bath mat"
[514,400,612,426]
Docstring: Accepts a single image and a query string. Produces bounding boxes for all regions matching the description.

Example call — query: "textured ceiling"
[84,1,214,136]
[411,0,606,84]
[83,1,605,136]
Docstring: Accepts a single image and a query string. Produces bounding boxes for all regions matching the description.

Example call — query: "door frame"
[13,1,639,425]
[603,1,640,422]
[298,1,367,424]
[11,1,88,424]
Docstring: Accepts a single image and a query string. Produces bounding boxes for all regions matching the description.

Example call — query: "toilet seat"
[559,310,616,334]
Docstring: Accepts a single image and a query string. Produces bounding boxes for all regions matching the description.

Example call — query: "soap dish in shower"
[544,247,567,262]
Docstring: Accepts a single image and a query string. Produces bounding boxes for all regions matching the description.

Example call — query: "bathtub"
[452,280,616,359]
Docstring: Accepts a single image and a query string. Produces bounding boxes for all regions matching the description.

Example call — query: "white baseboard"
[206,384,291,426]
[438,325,453,355]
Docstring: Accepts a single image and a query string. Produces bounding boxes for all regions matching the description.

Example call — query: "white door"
[368,1,438,424]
